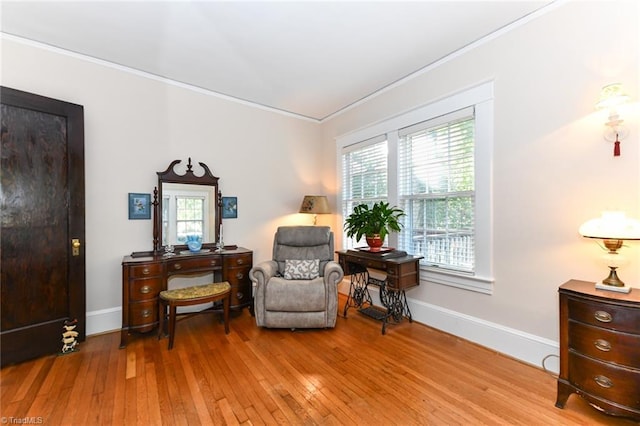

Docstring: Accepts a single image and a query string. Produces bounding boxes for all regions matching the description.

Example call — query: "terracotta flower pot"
[365,234,384,251]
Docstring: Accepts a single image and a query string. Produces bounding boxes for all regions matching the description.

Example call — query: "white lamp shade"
[579,211,640,240]
[595,83,630,110]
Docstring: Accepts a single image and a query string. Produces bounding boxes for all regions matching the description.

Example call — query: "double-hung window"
[398,107,475,273]
[337,82,494,293]
[341,135,388,249]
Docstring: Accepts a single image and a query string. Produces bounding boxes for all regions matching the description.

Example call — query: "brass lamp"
[299,195,330,225]
[579,211,640,293]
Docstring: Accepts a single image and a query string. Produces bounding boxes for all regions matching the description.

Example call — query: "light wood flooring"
[1,296,636,425]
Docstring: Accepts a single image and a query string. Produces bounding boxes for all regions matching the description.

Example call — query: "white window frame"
[336,81,494,294]
[162,187,211,246]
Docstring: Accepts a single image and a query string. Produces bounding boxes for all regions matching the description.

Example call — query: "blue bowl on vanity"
[186,235,202,252]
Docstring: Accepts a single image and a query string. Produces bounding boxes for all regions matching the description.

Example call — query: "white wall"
[1,1,638,371]
[321,0,639,369]
[0,36,325,334]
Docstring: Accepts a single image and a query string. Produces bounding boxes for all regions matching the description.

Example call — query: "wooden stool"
[158,281,231,350]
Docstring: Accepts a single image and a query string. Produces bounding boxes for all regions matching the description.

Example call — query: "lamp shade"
[299,195,330,214]
[595,83,630,110]
[579,211,640,240]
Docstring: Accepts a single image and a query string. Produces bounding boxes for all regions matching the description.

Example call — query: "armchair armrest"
[249,260,278,288]
[250,260,278,326]
[323,260,344,286]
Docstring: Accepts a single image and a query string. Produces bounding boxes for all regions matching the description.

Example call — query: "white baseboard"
[86,307,121,336]
[85,303,210,337]
[337,281,559,374]
[91,283,560,374]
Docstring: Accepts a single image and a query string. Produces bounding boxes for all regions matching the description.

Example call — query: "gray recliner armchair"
[249,226,344,329]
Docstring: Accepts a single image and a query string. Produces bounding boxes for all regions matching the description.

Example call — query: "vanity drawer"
[167,256,222,274]
[129,278,162,302]
[129,262,163,278]
[568,298,638,333]
[229,284,249,307]
[568,351,640,409]
[226,266,249,285]
[129,300,157,331]
[225,253,252,267]
[569,321,640,368]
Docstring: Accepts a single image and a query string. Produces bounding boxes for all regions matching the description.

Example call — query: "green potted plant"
[343,201,405,251]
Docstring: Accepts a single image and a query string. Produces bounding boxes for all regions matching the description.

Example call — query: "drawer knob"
[236,272,244,280]
[141,310,152,318]
[210,260,217,266]
[593,375,613,388]
[140,285,152,294]
[142,268,150,275]
[174,263,182,270]
[236,292,244,300]
[594,310,612,323]
[237,259,244,265]
[594,339,611,352]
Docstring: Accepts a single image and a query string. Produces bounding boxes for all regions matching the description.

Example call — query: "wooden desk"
[120,247,252,348]
[336,249,423,334]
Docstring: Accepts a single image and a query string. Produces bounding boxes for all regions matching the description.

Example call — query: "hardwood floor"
[1,296,636,425]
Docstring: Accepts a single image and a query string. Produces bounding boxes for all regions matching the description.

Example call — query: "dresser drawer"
[229,284,250,307]
[568,298,638,333]
[129,277,162,302]
[225,253,252,267]
[569,321,640,368]
[226,266,249,285]
[129,262,163,278]
[568,352,640,409]
[129,300,157,331]
[167,256,222,274]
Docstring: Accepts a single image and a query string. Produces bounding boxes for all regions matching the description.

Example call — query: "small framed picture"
[221,196,238,219]
[128,193,151,220]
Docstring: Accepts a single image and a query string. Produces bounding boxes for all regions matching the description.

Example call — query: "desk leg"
[380,287,412,323]
[343,270,372,317]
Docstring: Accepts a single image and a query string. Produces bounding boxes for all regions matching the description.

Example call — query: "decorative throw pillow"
[284,259,320,280]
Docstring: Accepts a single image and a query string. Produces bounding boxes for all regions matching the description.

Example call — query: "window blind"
[341,135,388,248]
[398,107,475,272]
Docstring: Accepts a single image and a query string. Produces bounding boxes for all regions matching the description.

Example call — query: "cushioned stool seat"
[158,281,231,349]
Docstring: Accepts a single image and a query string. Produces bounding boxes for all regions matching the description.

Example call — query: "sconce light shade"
[595,83,630,110]
[595,83,631,157]
[299,195,330,225]
[579,211,640,293]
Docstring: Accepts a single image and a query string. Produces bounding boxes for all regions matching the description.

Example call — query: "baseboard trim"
[338,281,559,374]
[91,285,560,374]
[86,307,121,336]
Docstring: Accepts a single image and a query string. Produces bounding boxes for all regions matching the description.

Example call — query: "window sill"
[421,266,494,294]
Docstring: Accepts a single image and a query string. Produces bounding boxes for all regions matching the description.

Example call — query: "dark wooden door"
[1,87,85,366]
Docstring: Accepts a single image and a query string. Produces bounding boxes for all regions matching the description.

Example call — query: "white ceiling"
[1,1,554,121]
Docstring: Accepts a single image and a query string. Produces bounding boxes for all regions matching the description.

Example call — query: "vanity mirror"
[152,158,221,253]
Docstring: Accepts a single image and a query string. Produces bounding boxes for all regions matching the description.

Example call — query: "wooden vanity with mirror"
[120,158,252,348]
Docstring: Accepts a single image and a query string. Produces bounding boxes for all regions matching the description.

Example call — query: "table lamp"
[299,195,330,225]
[579,211,640,293]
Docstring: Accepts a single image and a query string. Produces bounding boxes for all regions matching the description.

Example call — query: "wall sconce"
[579,211,640,293]
[299,195,330,225]
[595,83,630,156]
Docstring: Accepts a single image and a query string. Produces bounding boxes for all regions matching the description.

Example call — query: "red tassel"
[614,133,621,156]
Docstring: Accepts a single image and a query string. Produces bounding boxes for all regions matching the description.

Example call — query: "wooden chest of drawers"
[222,251,253,308]
[121,248,252,348]
[556,280,640,421]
